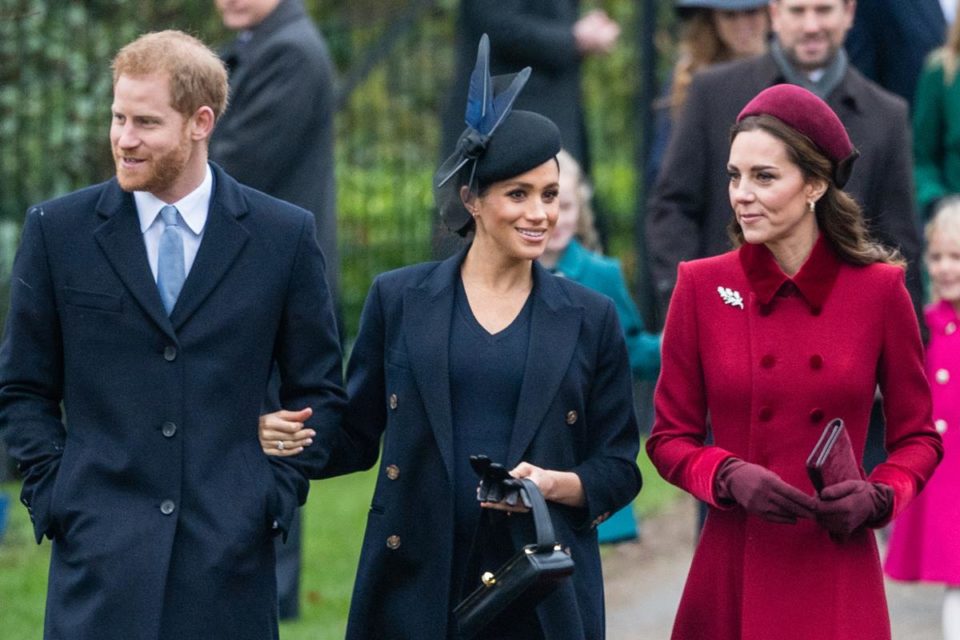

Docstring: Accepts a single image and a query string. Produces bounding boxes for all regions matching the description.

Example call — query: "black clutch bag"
[453,477,575,640]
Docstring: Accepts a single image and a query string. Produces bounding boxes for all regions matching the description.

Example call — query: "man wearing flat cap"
[647,0,923,331]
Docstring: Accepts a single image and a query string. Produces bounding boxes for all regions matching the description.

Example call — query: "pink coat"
[648,238,942,640]
[885,300,960,584]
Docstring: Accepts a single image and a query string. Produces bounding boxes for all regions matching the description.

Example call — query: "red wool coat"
[647,238,943,640]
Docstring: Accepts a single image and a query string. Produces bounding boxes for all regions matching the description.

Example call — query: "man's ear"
[190,106,216,141]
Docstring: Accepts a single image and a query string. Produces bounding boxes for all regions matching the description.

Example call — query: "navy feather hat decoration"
[434,34,562,236]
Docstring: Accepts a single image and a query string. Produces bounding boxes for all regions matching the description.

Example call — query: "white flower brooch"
[717,286,744,309]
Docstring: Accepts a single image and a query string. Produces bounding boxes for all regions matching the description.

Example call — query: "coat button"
[936,369,950,384]
[160,500,176,515]
[759,304,772,317]
[386,535,401,550]
[809,355,823,370]
[163,346,177,361]
[809,408,825,423]
[565,410,578,425]
[936,419,948,434]
[760,354,776,369]
[811,305,822,316]
[758,407,773,422]
[161,422,177,437]
[385,464,400,480]
[947,322,957,335]
[389,393,398,410]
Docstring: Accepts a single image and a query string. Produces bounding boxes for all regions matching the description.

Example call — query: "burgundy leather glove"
[716,458,818,524]
[815,480,893,539]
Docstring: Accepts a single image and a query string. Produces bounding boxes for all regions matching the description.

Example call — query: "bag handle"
[517,478,558,553]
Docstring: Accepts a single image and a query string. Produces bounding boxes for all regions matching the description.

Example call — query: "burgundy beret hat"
[737,84,859,187]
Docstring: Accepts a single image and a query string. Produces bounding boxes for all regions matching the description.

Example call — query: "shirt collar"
[135,164,213,236]
[738,234,842,313]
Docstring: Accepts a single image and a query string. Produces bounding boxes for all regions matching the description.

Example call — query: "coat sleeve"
[645,75,713,319]
[462,0,580,73]
[569,299,642,529]
[868,268,942,524]
[0,207,67,543]
[270,211,347,533]
[912,58,949,217]
[867,96,927,332]
[646,262,735,507]
[311,276,389,477]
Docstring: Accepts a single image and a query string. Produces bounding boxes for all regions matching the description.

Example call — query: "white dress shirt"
[135,164,213,283]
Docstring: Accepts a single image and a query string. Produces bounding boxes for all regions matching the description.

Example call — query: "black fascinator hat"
[435,34,562,236]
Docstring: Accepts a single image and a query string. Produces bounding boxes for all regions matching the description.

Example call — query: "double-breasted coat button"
[810,354,823,370]
[936,419,948,434]
[385,464,400,480]
[758,407,773,422]
[759,304,772,317]
[389,393,398,410]
[386,535,401,549]
[760,354,776,369]
[565,410,578,425]
[936,369,950,384]
[160,500,176,515]
[947,322,957,335]
[163,345,177,361]
[161,422,177,438]
[809,408,825,423]
[811,306,822,316]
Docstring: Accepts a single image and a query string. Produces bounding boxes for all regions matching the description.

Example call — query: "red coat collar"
[738,235,842,313]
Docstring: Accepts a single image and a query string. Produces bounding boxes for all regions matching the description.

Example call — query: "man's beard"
[114,130,192,194]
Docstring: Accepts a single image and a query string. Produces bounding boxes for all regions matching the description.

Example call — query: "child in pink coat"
[885,201,960,639]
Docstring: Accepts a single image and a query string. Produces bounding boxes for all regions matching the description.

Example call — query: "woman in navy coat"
[263,39,641,639]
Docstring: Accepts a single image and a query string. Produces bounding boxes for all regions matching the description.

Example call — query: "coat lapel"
[402,249,465,484]
[506,264,582,466]
[93,180,175,341]
[169,166,250,330]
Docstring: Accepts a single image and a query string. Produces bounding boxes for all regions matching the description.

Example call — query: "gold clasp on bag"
[481,572,496,587]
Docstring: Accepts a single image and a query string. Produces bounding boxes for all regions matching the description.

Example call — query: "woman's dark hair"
[727,114,905,268]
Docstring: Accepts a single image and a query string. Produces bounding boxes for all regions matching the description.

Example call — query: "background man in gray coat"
[646,0,923,326]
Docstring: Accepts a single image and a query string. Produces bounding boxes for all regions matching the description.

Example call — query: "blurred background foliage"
[0,0,680,339]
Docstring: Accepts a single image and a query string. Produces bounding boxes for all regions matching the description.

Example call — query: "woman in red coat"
[647,84,943,640]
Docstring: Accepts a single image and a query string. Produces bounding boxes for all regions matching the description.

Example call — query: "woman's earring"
[808,200,816,212]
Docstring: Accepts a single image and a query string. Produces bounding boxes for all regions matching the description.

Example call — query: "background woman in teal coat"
[913,12,960,218]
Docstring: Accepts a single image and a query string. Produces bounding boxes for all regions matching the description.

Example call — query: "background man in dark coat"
[210,0,338,303]
[845,0,947,106]
[646,0,923,325]
[0,31,344,639]
[210,0,340,618]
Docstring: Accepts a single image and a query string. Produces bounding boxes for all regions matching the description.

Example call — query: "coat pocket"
[62,286,123,313]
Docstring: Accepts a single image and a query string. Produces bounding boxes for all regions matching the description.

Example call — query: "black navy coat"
[846,0,946,106]
[0,164,345,639]
[320,249,642,639]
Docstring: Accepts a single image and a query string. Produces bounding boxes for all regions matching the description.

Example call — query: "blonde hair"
[926,197,960,251]
[112,30,229,120]
[556,149,602,253]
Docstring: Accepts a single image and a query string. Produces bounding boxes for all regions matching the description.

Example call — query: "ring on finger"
[277,440,285,451]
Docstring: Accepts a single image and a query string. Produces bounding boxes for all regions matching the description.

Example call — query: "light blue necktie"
[156,205,185,315]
